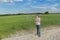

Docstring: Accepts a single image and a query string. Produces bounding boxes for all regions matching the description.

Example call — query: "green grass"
[0,14,60,38]
[41,14,60,27]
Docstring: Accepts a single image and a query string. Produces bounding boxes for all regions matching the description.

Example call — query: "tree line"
[0,11,49,16]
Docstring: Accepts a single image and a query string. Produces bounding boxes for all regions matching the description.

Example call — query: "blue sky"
[0,0,60,14]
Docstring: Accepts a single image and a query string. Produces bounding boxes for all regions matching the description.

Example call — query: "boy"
[35,14,41,37]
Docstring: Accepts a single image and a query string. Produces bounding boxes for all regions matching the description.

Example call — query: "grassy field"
[0,14,60,38]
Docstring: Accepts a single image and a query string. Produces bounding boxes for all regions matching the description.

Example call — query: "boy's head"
[36,13,40,17]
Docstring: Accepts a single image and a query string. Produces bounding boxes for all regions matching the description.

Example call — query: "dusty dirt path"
[2,26,60,40]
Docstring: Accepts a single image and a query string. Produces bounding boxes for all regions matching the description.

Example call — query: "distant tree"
[35,13,42,15]
[45,11,49,14]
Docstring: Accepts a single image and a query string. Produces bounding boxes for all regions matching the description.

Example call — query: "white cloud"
[52,4,59,7]
[31,3,60,13]
[0,0,23,5]
[46,4,60,13]
[33,1,37,3]
[14,0,23,2]
[37,7,47,9]
[0,0,15,5]
[31,6,47,9]
[47,0,56,1]
[0,0,23,3]
[0,0,2,2]
[28,0,32,1]
[49,3,59,10]
[3,0,9,2]
[0,0,13,3]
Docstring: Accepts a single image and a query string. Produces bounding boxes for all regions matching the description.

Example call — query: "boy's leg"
[36,25,39,35]
[38,25,40,37]
[36,25,40,37]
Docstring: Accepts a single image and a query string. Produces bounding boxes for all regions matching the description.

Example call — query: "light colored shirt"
[35,17,40,25]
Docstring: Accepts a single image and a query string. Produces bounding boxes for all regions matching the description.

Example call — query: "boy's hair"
[36,13,40,17]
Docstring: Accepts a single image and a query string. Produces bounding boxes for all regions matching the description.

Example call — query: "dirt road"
[2,26,60,40]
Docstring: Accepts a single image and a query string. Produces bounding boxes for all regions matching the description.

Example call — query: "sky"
[0,0,60,14]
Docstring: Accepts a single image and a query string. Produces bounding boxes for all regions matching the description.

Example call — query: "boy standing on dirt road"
[35,14,41,37]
